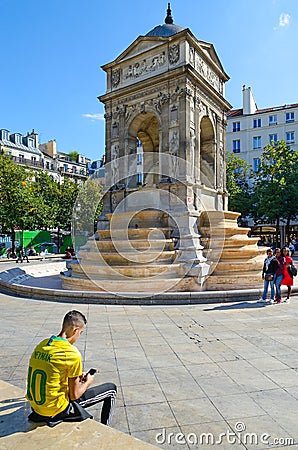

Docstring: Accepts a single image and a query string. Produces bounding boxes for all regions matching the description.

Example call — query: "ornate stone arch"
[199,115,216,188]
[126,110,161,186]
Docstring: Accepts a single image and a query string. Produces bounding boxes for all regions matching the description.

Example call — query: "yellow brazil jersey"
[26,336,82,417]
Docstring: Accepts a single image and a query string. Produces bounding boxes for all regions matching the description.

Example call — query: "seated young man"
[26,310,117,427]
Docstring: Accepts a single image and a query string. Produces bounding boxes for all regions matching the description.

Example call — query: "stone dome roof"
[145,3,184,37]
[146,23,184,37]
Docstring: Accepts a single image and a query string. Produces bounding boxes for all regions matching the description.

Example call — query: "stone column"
[104,109,112,164]
[175,209,210,287]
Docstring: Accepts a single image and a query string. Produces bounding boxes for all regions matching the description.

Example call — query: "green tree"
[0,154,41,251]
[72,178,102,249]
[0,154,84,252]
[55,178,79,249]
[226,152,253,222]
[32,174,82,249]
[252,140,298,243]
[30,171,59,229]
[68,151,79,162]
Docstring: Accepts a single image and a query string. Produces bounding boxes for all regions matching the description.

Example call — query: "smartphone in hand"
[82,368,98,382]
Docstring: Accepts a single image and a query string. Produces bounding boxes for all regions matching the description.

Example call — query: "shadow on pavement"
[203,301,271,311]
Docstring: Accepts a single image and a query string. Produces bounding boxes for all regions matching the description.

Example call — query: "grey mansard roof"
[0,139,42,156]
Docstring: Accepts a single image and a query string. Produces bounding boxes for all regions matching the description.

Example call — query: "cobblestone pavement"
[1,292,298,449]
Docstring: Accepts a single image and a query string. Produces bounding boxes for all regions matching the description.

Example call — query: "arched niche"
[127,112,160,186]
[200,116,215,188]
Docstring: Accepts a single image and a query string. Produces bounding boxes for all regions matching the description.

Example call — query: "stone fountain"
[62,4,264,296]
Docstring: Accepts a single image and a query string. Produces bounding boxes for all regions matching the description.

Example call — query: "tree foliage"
[68,151,79,162]
[0,154,42,249]
[71,178,102,251]
[56,178,80,231]
[31,171,60,229]
[252,140,298,241]
[226,152,253,222]
[72,179,102,234]
[0,153,84,251]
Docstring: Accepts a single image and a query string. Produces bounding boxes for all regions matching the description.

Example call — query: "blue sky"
[1,0,297,161]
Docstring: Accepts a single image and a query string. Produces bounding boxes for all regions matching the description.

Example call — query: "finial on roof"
[165,2,173,24]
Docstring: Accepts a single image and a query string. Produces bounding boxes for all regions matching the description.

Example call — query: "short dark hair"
[62,310,87,330]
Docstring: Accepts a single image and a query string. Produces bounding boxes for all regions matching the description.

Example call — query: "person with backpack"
[258,248,279,304]
[273,248,286,304]
[281,247,295,303]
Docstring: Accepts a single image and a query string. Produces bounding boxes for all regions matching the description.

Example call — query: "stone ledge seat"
[62,274,196,292]
[0,380,157,450]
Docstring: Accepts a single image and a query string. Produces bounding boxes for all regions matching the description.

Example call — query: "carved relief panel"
[111,68,121,88]
[189,46,223,95]
[170,105,178,125]
[111,122,119,139]
[109,42,182,90]
[111,143,119,185]
[168,44,180,64]
[169,128,179,179]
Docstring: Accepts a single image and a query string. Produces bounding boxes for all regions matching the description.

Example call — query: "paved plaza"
[0,291,298,449]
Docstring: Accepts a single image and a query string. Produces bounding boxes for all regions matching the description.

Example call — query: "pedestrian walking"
[16,247,29,263]
[273,248,286,304]
[281,247,293,303]
[258,248,279,304]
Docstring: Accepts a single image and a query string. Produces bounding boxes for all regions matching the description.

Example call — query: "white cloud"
[279,12,291,27]
[82,113,105,121]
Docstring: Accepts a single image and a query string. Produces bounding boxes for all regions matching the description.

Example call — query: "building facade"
[87,156,105,184]
[226,86,298,239]
[226,85,298,172]
[0,128,89,183]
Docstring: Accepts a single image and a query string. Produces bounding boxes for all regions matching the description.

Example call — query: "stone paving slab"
[0,381,157,450]
[1,292,298,449]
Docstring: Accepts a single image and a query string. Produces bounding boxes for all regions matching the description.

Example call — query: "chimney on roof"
[242,85,257,115]
[28,129,39,148]
[40,139,57,158]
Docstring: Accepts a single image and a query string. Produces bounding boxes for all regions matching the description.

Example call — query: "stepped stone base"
[62,209,265,293]
[199,211,265,290]
[63,209,202,293]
